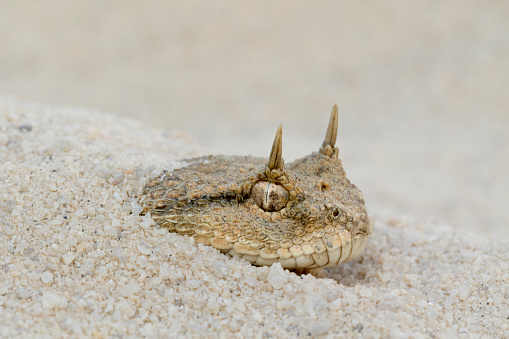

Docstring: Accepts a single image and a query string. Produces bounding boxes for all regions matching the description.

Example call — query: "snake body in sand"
[140,105,373,269]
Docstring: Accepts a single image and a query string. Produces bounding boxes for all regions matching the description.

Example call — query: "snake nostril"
[320,180,330,190]
[332,208,340,217]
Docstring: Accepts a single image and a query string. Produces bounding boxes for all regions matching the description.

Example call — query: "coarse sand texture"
[0,98,508,338]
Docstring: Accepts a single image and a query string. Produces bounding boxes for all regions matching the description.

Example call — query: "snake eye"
[251,180,289,212]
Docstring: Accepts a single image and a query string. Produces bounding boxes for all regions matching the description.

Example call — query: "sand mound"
[0,99,507,338]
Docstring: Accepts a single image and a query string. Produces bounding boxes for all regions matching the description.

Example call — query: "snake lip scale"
[140,105,373,269]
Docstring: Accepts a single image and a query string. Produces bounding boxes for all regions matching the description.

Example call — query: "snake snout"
[355,218,373,236]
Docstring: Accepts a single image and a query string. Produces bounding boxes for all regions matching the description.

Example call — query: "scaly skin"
[140,106,372,269]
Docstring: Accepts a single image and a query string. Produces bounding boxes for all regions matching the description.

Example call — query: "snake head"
[141,104,372,269]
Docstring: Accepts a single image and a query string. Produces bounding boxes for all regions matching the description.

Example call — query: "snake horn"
[322,104,338,149]
[320,105,339,157]
[268,124,284,170]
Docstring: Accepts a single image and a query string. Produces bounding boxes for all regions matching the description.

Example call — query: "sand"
[0,98,507,338]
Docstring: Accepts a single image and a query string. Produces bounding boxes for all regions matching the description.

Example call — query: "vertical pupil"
[251,181,289,212]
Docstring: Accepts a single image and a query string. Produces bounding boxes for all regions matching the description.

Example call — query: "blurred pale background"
[1,1,508,238]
